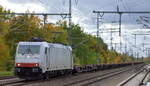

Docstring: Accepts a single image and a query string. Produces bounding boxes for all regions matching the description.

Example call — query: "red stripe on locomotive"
[16,63,39,67]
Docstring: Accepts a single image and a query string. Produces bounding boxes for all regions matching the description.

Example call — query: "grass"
[144,61,150,64]
[0,71,14,76]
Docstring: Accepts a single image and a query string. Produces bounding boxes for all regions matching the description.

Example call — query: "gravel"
[25,65,141,86]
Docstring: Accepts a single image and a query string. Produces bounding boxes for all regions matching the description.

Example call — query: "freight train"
[15,40,144,80]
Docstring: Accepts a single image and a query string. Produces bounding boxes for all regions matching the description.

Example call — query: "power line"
[93,11,150,14]
[39,0,61,13]
[74,0,79,5]
[93,11,150,37]
[1,0,72,46]
[0,13,69,16]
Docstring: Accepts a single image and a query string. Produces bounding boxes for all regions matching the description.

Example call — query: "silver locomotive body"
[15,42,73,79]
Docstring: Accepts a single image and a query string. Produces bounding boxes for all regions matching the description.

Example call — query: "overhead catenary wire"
[39,0,70,22]
[39,0,63,13]
[0,0,72,46]
[120,0,135,27]
[62,0,66,6]
[74,0,79,5]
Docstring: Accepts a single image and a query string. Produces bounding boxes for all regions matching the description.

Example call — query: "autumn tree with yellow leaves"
[0,6,135,71]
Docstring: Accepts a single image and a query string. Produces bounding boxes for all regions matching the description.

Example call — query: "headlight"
[17,63,21,67]
[35,63,39,67]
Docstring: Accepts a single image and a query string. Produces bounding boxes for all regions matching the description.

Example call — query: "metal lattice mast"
[68,0,72,46]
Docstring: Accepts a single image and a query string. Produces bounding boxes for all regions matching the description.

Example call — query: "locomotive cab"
[15,42,48,79]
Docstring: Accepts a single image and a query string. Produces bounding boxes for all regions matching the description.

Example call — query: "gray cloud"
[1,0,150,57]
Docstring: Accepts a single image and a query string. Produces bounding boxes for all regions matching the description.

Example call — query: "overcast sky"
[0,0,150,57]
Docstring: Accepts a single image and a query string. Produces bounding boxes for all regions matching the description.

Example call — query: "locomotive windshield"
[18,45,40,54]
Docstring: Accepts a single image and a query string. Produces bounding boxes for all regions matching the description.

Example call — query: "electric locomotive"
[15,41,73,79]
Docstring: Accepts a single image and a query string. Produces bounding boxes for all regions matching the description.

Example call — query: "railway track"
[0,64,144,86]
[0,76,16,80]
[139,69,150,86]
[0,78,24,86]
[117,65,150,86]
[0,74,66,86]
[62,64,144,86]
[2,80,41,86]
[1,76,68,86]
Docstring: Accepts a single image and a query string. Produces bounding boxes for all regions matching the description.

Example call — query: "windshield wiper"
[21,53,25,55]
[27,48,33,55]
